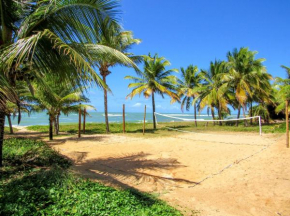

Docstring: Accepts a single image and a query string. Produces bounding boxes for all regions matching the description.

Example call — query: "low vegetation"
[0,138,183,216]
[26,121,288,136]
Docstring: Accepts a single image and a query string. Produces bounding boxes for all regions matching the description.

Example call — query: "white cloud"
[132,103,142,107]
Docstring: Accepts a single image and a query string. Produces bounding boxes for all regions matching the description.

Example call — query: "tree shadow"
[72,152,198,191]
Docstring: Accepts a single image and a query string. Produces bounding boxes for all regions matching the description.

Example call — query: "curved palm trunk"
[152,92,156,129]
[49,115,53,140]
[102,74,110,133]
[236,105,241,126]
[194,103,197,127]
[0,111,5,167]
[7,114,13,134]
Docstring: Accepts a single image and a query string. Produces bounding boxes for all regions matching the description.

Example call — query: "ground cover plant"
[0,138,183,216]
[27,121,288,137]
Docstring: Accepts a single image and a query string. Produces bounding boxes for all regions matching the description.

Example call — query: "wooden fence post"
[143,105,146,135]
[83,108,86,134]
[286,100,289,148]
[78,103,81,138]
[123,104,125,133]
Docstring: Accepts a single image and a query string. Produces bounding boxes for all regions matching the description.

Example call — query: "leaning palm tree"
[176,65,201,127]
[227,47,267,126]
[0,0,137,166]
[125,54,179,129]
[91,16,141,133]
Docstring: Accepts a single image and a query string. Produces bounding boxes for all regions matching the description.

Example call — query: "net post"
[258,116,262,136]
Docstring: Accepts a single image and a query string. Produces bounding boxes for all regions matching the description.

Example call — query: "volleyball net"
[154,112,262,136]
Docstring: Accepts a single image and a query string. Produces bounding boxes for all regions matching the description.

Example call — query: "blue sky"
[88,0,290,114]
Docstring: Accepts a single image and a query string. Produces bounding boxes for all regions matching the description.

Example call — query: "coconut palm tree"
[125,54,179,129]
[176,65,201,127]
[227,47,266,126]
[29,80,95,140]
[0,0,137,166]
[91,16,141,133]
[274,65,290,114]
[198,60,233,125]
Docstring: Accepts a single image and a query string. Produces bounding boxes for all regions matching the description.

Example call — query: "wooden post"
[143,105,146,135]
[83,108,86,134]
[78,104,81,138]
[123,104,125,133]
[286,100,289,148]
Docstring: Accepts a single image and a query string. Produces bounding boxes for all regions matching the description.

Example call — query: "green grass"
[4,126,18,134]
[27,121,289,137]
[0,138,183,216]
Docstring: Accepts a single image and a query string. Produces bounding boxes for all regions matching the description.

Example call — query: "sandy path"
[47,131,290,216]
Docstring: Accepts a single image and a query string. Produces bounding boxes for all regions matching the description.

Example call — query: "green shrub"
[0,138,183,216]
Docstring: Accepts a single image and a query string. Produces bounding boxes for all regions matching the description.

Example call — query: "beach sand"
[11,130,290,216]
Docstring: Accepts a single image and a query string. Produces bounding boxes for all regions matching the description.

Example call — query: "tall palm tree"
[227,47,266,126]
[198,60,233,125]
[91,16,141,133]
[125,54,179,129]
[176,65,201,127]
[0,0,136,166]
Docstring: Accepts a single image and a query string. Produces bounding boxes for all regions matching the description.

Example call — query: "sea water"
[5,112,238,126]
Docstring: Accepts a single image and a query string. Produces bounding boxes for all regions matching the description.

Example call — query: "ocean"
[5,112,236,126]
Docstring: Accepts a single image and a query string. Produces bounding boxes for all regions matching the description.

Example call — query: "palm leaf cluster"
[126,53,179,129]
[126,48,275,128]
[0,0,138,166]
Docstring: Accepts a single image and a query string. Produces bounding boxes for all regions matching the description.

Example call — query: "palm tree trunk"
[250,101,253,125]
[49,115,53,140]
[54,116,58,135]
[211,108,215,126]
[7,114,13,134]
[102,74,110,133]
[0,111,5,167]
[218,103,222,126]
[57,114,60,135]
[236,105,241,126]
[152,92,156,129]
[194,103,197,127]
[54,114,60,135]
[242,105,248,126]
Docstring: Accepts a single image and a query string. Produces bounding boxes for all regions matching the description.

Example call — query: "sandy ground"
[11,129,290,216]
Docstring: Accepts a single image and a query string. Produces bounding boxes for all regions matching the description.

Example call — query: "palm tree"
[125,54,179,129]
[274,65,290,148]
[0,0,136,166]
[91,16,141,133]
[176,65,201,127]
[227,47,266,126]
[30,81,95,140]
[274,65,290,115]
[198,60,233,125]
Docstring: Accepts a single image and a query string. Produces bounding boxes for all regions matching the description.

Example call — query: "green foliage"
[4,126,18,133]
[26,121,290,135]
[125,53,179,100]
[0,138,183,216]
[28,122,155,134]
